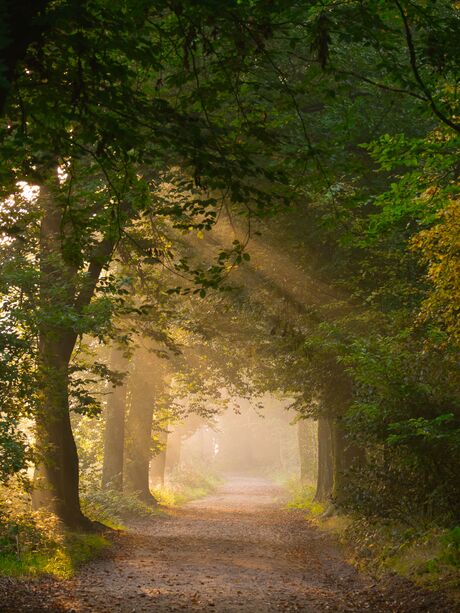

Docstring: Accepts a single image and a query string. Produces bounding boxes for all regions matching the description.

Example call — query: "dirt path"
[0,477,456,612]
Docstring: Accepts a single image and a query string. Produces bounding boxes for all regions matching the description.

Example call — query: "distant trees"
[124,348,168,506]
[101,347,129,491]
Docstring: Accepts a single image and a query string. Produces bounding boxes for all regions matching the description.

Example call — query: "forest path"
[1,476,454,612]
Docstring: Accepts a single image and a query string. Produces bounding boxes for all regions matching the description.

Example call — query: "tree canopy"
[0,0,459,536]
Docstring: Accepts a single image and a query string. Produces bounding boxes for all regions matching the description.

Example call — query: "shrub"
[440,526,460,567]
[153,465,222,507]
[80,488,160,527]
[0,500,108,578]
[284,478,325,516]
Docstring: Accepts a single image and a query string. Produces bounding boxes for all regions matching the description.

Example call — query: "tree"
[314,418,333,503]
[1,0,459,529]
[0,0,290,527]
[101,346,129,491]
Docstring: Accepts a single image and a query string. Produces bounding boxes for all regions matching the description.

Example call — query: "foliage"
[153,465,222,507]
[0,416,29,483]
[80,488,161,528]
[0,0,458,551]
[338,518,460,593]
[412,198,460,345]
[284,479,325,517]
[337,331,460,522]
[0,499,108,578]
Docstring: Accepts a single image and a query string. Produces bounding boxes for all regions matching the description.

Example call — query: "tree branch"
[394,0,460,133]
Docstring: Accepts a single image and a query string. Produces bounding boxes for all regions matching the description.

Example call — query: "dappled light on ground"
[0,477,451,612]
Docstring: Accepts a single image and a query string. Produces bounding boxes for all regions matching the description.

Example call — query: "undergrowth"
[283,477,325,516]
[80,487,163,527]
[346,518,460,591]
[284,478,460,595]
[152,466,222,507]
[0,466,222,579]
[0,498,109,579]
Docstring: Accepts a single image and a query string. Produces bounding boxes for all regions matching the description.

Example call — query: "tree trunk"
[149,430,168,488]
[124,352,157,505]
[314,417,333,502]
[331,417,363,505]
[165,429,182,474]
[101,347,129,490]
[297,418,309,485]
[33,350,89,527]
[323,371,364,507]
[32,182,115,529]
[32,185,90,528]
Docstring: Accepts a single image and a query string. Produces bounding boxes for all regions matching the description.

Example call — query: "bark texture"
[314,417,334,502]
[102,347,129,490]
[297,418,310,485]
[124,351,158,505]
[331,417,364,504]
[318,372,364,506]
[32,185,88,528]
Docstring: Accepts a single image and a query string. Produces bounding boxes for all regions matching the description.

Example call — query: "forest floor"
[0,476,457,613]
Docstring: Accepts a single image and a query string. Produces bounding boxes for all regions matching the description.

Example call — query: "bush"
[0,500,108,578]
[80,488,161,527]
[153,465,222,507]
[440,526,460,567]
[283,478,325,516]
[0,416,29,484]
[341,334,460,524]
[0,505,62,559]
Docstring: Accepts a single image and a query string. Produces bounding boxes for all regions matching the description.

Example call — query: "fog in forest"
[1,1,459,610]
[160,396,316,482]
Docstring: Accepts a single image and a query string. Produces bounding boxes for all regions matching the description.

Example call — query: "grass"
[152,484,211,507]
[283,479,326,516]
[152,467,222,508]
[0,532,109,579]
[283,477,460,598]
